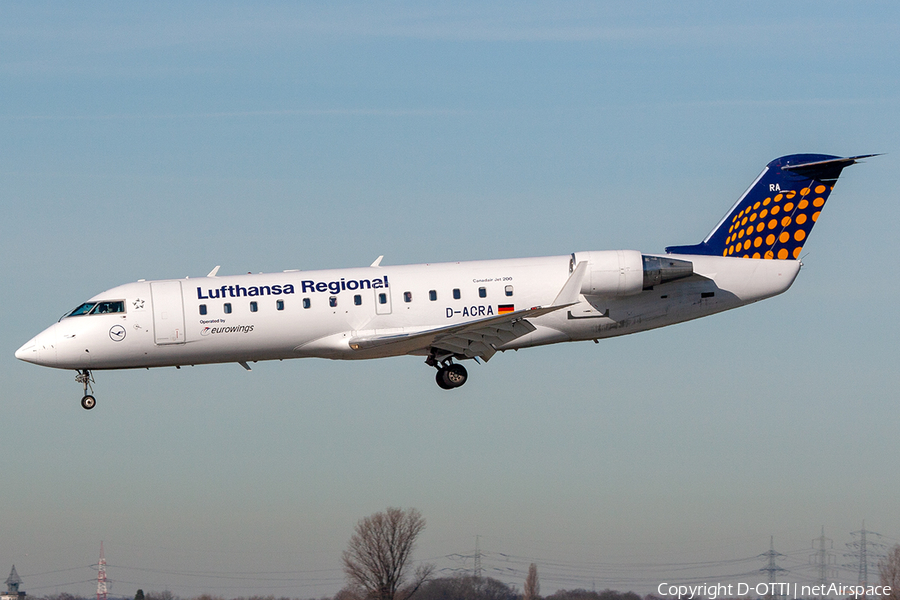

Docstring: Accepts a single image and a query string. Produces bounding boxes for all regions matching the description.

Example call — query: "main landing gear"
[425,353,469,390]
[435,363,468,389]
[76,369,96,410]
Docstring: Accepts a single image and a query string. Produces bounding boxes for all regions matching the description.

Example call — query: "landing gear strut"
[76,369,96,410]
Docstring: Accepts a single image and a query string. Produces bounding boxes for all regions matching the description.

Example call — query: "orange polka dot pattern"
[664,154,852,258]
[722,185,830,259]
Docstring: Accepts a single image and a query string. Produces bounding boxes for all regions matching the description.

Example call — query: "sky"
[2,1,899,597]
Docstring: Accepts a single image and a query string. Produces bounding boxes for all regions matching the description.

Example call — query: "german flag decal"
[498,304,514,314]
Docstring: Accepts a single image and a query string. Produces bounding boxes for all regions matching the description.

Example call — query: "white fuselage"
[16,251,800,372]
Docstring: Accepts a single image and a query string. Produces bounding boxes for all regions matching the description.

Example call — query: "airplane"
[16,153,874,409]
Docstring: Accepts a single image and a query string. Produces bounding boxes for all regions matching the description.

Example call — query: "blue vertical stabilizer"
[665,154,876,259]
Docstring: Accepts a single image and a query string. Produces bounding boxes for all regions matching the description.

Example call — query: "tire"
[444,363,468,388]
[81,395,96,410]
[435,369,452,389]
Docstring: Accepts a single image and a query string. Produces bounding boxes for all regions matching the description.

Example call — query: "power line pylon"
[474,535,482,579]
[810,526,836,591]
[843,521,887,596]
[858,526,868,590]
[759,536,787,600]
[97,542,108,600]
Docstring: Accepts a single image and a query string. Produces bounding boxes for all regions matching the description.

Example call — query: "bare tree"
[524,564,540,600]
[881,545,900,600]
[342,507,434,600]
[333,589,364,600]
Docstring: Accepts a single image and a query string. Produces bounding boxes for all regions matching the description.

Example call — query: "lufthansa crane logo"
[109,325,126,342]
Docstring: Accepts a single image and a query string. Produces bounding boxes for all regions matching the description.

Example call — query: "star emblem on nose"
[133,298,145,309]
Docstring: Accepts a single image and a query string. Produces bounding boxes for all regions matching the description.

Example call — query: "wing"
[349,304,560,361]
[348,261,588,361]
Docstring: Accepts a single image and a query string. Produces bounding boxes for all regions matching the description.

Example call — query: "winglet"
[553,261,587,306]
[370,255,384,267]
[207,265,221,277]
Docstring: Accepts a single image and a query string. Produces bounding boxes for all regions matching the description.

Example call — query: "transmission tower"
[97,542,108,600]
[843,521,887,592]
[474,535,482,579]
[759,536,787,599]
[810,526,836,589]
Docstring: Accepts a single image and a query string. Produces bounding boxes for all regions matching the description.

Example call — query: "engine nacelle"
[574,250,644,297]
[573,251,693,297]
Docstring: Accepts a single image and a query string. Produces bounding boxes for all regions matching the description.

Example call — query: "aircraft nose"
[15,338,39,363]
[15,328,58,366]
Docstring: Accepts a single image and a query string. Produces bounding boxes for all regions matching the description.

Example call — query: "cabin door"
[150,281,186,345]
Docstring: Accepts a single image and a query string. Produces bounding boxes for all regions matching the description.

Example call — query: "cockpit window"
[66,302,97,317]
[63,300,125,318]
[94,301,125,314]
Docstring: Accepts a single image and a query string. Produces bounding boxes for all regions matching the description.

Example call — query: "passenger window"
[478,287,487,298]
[250,301,258,312]
[453,288,461,300]
[199,304,207,315]
[379,293,387,304]
[329,296,338,307]
[505,285,514,297]
[277,299,285,311]
[223,303,232,314]
[354,294,362,306]
[429,290,437,301]
[302,298,310,309]
[404,291,412,303]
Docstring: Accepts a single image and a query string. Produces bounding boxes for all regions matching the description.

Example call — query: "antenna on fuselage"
[370,256,384,267]
[207,265,221,277]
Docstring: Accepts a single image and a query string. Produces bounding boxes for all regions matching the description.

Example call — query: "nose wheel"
[75,370,96,410]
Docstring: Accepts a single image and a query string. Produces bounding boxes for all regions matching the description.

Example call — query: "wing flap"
[431,317,538,361]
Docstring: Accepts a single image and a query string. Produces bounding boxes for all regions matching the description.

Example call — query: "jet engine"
[573,250,693,297]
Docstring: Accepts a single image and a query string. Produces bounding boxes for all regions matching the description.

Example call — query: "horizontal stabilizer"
[781,154,879,184]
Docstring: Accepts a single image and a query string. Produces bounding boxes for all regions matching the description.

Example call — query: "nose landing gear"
[75,370,96,410]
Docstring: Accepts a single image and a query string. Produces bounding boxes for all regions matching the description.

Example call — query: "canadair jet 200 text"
[16,154,874,409]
